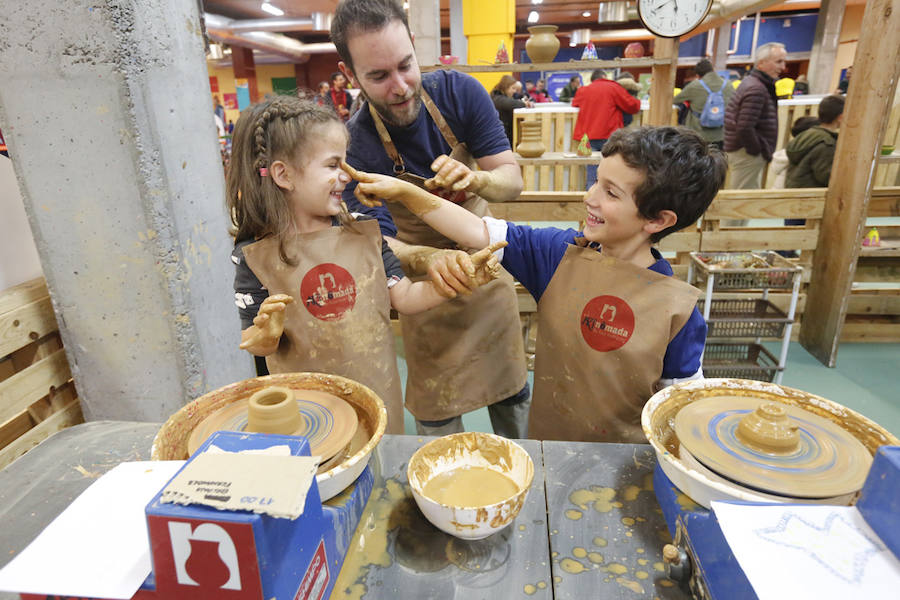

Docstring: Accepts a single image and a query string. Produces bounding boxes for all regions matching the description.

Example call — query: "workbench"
[0,424,690,600]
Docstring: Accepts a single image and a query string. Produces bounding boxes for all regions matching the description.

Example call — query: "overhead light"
[403,1,409,8]
[583,11,592,17]
[528,10,539,23]
[597,1,628,23]
[260,2,284,16]
[531,0,543,4]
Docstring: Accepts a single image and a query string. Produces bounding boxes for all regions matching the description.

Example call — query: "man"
[324,71,351,121]
[331,0,530,437]
[674,59,734,149]
[558,75,581,103]
[837,65,852,95]
[723,42,786,190]
[572,69,641,189]
[531,79,551,103]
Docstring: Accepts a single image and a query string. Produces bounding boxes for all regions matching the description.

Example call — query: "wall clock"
[637,0,713,38]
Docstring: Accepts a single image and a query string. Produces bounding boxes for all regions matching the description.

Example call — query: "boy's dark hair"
[818,95,845,124]
[791,116,819,137]
[694,59,713,77]
[601,127,727,243]
[330,0,410,73]
[330,71,344,83]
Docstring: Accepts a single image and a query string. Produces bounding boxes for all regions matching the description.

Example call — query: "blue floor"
[398,341,900,438]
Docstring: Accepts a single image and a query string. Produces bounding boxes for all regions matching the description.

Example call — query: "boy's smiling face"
[583,154,651,247]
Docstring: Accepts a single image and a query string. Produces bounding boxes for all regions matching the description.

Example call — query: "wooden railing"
[0,278,82,468]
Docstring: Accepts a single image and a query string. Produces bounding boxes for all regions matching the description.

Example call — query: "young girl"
[227,96,503,434]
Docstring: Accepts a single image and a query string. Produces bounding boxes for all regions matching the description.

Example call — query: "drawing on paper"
[754,511,885,584]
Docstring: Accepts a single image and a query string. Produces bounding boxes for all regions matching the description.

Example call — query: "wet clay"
[422,466,519,506]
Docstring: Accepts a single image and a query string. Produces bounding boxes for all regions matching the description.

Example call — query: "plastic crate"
[698,298,791,338]
[702,342,780,382]
[690,251,802,290]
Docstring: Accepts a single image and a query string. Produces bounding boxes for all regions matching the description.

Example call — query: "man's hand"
[469,241,508,286]
[239,294,294,350]
[425,155,488,194]
[344,160,444,217]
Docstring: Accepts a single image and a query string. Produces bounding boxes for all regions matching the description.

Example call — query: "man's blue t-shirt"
[342,70,510,238]
[499,222,707,380]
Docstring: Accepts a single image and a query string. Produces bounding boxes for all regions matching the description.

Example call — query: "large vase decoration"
[516,121,546,158]
[525,25,560,64]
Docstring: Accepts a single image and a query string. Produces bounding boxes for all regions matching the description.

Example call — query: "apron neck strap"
[367,89,459,176]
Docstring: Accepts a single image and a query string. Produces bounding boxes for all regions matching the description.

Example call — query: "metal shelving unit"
[689,251,803,384]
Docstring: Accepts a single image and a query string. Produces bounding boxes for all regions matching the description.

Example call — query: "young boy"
[347,126,728,443]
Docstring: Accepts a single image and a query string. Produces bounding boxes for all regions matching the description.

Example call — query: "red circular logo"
[300,263,357,321]
[580,295,635,352]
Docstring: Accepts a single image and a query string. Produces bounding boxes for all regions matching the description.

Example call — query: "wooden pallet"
[0,278,82,469]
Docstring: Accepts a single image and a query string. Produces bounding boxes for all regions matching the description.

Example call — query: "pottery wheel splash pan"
[674,396,872,499]
[186,389,358,461]
[151,373,387,502]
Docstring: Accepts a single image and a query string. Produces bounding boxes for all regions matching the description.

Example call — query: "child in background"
[227,96,502,434]
[770,116,819,189]
[349,126,727,443]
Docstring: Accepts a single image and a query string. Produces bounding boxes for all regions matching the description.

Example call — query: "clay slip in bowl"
[407,432,533,540]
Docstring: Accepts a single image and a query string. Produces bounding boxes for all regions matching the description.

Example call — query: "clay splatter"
[606,563,628,575]
[615,576,644,594]
[587,552,604,564]
[565,509,583,520]
[621,517,636,526]
[593,536,608,547]
[635,570,649,579]
[572,547,587,558]
[560,558,588,574]
[524,584,536,595]
[569,486,617,513]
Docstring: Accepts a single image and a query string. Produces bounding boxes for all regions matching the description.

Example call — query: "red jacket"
[572,79,642,141]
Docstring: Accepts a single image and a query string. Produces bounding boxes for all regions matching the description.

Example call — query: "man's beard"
[364,85,423,127]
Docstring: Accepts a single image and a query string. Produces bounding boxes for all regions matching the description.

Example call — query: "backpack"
[696,79,725,128]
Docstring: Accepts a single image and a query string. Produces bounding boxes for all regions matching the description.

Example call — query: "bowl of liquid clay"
[407,432,534,540]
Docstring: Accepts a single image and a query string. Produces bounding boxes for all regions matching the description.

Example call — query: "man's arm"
[426,148,523,204]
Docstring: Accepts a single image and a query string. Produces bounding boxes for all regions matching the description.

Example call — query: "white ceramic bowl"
[407,432,534,540]
[641,378,899,508]
[151,372,386,501]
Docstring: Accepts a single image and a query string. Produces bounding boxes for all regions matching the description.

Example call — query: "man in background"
[724,42,786,190]
[324,71,351,121]
[558,75,582,103]
[572,69,641,189]
[674,59,733,149]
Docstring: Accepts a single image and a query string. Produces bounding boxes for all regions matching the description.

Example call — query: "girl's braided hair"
[226,95,353,265]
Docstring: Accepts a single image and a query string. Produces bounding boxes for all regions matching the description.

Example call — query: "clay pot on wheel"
[246,386,302,434]
[516,121,545,158]
[525,26,560,64]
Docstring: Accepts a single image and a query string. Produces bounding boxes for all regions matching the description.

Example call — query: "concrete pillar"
[409,0,441,67]
[712,23,732,71]
[0,0,254,421]
[807,0,845,95]
[449,0,468,61]
[232,46,260,103]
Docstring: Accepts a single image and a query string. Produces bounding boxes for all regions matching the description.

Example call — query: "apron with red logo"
[529,241,700,443]
[241,219,405,433]
[367,92,527,420]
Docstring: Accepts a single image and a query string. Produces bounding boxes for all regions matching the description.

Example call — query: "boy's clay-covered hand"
[469,241,508,286]
[239,294,294,350]
[425,155,487,194]
[342,161,440,216]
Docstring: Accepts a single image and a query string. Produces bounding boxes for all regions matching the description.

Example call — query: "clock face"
[637,0,712,38]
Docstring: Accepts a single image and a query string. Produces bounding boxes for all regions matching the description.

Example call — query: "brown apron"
[241,219,405,434]
[368,92,527,421]
[529,242,701,443]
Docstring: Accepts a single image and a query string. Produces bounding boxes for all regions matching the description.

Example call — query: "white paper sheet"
[0,460,184,599]
[711,501,900,600]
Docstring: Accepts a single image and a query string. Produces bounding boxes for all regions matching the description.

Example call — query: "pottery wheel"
[674,396,872,498]
[187,389,358,460]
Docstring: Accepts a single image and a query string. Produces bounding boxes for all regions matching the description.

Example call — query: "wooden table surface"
[514,151,601,166]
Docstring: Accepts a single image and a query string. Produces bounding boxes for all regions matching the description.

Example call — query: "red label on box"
[147,516,262,600]
[293,540,329,600]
